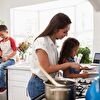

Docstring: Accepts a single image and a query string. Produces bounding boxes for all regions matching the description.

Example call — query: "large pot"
[45,78,76,100]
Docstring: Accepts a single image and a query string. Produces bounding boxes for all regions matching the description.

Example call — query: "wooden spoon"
[38,63,65,87]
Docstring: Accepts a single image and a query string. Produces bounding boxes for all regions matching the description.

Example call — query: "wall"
[0,0,100,53]
[93,10,100,53]
[0,0,54,31]
[88,0,100,53]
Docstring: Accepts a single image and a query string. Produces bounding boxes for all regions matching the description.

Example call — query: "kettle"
[86,63,100,100]
[86,79,100,100]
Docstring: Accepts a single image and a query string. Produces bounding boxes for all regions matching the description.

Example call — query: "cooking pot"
[45,78,76,100]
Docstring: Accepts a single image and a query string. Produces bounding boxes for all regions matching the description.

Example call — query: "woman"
[27,13,82,100]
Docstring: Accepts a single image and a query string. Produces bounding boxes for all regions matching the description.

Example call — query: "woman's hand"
[81,73,89,78]
[81,66,89,70]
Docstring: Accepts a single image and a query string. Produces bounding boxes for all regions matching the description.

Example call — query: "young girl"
[58,37,89,78]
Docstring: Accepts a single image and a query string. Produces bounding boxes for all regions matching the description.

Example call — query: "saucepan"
[37,63,76,100]
[45,78,76,100]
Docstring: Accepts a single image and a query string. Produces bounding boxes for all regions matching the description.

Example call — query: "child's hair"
[58,37,80,64]
[0,25,8,31]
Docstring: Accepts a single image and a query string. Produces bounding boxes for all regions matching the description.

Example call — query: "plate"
[88,72,98,78]
[80,69,98,78]
[90,63,99,66]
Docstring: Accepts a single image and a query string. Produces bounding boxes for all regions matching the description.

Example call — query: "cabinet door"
[8,81,30,100]
[8,70,31,82]
[8,69,31,100]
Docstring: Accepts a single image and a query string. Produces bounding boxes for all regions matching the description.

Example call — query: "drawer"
[8,80,28,87]
[8,81,30,100]
[8,70,31,82]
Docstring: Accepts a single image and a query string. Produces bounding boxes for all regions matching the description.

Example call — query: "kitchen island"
[7,63,98,100]
[7,61,31,100]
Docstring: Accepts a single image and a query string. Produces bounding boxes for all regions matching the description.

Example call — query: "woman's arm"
[36,49,81,73]
[64,71,89,78]
[63,59,89,78]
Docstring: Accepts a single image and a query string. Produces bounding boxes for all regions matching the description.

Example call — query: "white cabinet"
[8,67,31,100]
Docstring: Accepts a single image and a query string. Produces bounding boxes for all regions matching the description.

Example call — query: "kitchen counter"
[7,61,31,100]
[33,93,86,100]
[7,63,98,100]
[76,98,85,100]
[7,61,31,71]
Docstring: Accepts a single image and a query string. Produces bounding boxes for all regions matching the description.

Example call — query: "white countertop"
[6,63,98,100]
[7,61,31,71]
[76,98,85,100]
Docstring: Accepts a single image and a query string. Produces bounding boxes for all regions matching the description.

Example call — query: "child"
[0,25,17,92]
[58,37,89,78]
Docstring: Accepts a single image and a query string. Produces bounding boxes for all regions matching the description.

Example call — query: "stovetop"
[75,78,92,98]
[34,78,93,100]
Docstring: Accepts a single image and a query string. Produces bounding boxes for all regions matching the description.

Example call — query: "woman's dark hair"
[58,37,80,64]
[0,25,7,31]
[36,13,71,39]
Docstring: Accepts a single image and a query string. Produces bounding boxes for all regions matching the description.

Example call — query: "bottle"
[74,53,83,64]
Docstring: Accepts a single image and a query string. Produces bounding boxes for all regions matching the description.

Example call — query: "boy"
[0,25,17,92]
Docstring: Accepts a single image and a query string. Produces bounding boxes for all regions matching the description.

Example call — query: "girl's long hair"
[35,13,71,40]
[58,37,80,64]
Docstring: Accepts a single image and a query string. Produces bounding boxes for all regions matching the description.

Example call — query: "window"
[10,8,38,46]
[10,0,93,54]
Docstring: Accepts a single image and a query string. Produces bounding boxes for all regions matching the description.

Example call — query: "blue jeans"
[0,58,15,88]
[27,75,45,100]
